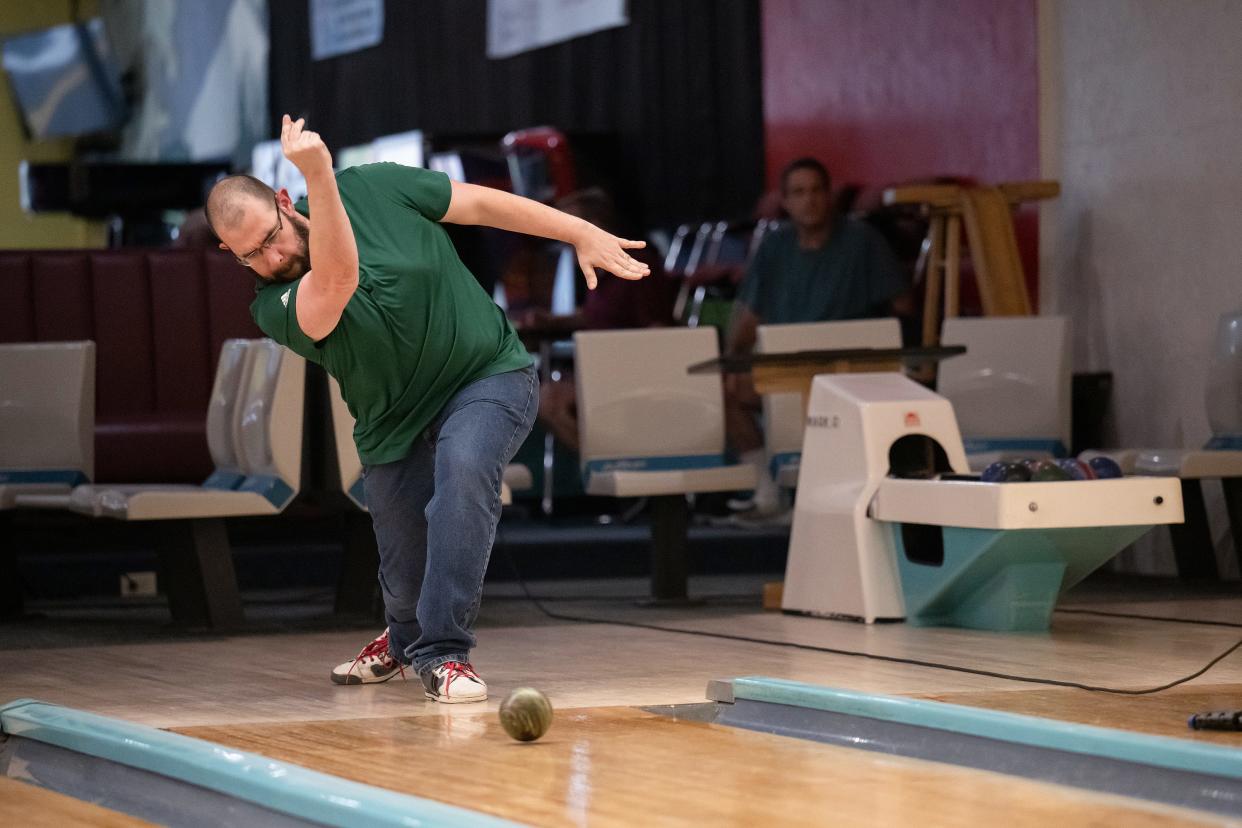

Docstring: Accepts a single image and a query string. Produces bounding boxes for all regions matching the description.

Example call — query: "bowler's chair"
[0,341,96,507]
[938,316,1071,470]
[17,339,305,628]
[575,328,756,602]
[0,341,96,617]
[756,318,902,488]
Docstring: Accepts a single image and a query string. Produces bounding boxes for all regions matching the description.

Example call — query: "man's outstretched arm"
[442,181,648,290]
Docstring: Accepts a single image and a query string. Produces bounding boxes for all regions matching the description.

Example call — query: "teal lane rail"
[731,677,1242,780]
[0,699,524,828]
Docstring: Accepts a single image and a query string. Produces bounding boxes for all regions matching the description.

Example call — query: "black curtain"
[267,0,763,228]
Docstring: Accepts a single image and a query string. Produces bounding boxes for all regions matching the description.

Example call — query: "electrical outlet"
[120,571,157,598]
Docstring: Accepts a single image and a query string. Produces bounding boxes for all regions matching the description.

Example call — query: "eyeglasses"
[234,196,283,267]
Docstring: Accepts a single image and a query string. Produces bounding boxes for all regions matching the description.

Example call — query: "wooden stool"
[884,181,1060,346]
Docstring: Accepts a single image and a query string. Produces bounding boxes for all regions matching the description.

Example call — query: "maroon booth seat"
[0,249,261,483]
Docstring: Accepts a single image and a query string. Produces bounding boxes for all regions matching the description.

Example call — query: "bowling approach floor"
[3,573,1242,826]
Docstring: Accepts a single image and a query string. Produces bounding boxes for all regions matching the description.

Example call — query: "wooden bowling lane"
[920,682,1242,744]
[176,707,1229,827]
[0,777,155,827]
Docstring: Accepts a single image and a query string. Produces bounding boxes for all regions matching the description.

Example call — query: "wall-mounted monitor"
[1,18,126,140]
[19,161,229,216]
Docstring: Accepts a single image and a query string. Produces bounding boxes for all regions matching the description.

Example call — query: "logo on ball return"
[806,414,841,429]
[904,412,921,428]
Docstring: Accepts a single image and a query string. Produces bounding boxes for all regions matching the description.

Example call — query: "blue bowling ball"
[981,461,1032,483]
[1087,456,1123,479]
[1056,458,1096,480]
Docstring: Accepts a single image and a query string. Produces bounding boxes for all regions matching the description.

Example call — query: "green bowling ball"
[1027,459,1072,482]
[499,687,554,742]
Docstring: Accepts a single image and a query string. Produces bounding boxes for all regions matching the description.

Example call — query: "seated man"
[725,157,913,517]
[517,188,676,451]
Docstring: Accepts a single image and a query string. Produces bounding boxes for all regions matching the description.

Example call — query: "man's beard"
[268,216,311,283]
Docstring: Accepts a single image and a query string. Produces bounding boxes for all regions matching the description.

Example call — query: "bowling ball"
[981,461,1032,483]
[499,687,553,742]
[1028,459,1072,482]
[1056,458,1096,480]
[1087,456,1123,479]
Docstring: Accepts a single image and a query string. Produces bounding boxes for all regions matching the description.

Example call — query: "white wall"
[1041,0,1242,577]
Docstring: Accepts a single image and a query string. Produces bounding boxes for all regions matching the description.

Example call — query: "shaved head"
[207,175,311,282]
[205,174,276,237]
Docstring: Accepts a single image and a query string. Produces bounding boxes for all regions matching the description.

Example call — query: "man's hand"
[572,224,649,290]
[281,114,332,177]
[281,114,358,343]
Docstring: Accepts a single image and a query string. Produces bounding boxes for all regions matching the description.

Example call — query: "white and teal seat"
[0,341,95,619]
[25,340,304,520]
[575,327,755,602]
[938,316,1071,470]
[0,341,95,510]
[756,318,902,488]
[16,339,305,628]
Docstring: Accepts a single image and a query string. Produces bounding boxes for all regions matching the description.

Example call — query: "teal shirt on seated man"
[736,217,907,324]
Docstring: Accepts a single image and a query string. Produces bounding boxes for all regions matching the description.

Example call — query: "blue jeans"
[362,364,538,676]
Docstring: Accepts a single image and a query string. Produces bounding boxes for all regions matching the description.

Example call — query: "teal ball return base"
[894,525,1151,632]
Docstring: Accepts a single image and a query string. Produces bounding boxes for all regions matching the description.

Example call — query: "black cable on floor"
[485,592,760,604]
[1056,607,1242,629]
[498,542,1242,696]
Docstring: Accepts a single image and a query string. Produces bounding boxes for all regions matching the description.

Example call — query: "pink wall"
[762,0,1041,306]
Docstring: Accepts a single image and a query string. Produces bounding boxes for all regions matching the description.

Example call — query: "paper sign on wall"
[487,0,627,59]
[311,0,384,61]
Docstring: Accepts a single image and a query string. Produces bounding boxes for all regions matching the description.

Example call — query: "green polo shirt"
[251,162,532,466]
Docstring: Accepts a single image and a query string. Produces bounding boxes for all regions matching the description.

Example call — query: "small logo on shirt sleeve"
[280,289,291,308]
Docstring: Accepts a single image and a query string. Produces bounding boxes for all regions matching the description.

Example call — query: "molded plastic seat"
[18,340,304,520]
[11,339,303,629]
[575,327,755,498]
[0,341,95,509]
[756,318,901,488]
[939,316,1071,471]
[575,328,756,602]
